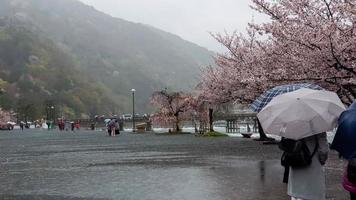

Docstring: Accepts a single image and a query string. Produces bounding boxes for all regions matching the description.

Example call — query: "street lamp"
[45,105,54,130]
[51,106,55,122]
[131,89,136,132]
[46,106,50,121]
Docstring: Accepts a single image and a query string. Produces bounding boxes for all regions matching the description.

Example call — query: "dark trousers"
[351,193,356,200]
[283,166,289,183]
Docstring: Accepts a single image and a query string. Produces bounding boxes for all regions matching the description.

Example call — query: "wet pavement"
[0,129,349,200]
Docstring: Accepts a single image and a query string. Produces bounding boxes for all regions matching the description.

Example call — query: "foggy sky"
[79,0,268,52]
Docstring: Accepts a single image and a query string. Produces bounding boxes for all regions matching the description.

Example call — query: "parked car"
[122,114,132,120]
[0,122,14,130]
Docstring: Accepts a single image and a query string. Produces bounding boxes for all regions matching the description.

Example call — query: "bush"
[155,131,192,135]
[202,131,228,137]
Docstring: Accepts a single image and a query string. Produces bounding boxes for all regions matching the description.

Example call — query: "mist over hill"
[0,0,214,118]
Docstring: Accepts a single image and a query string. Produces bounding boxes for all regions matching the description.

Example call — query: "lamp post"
[46,106,50,121]
[51,106,55,122]
[131,89,136,132]
[46,105,54,130]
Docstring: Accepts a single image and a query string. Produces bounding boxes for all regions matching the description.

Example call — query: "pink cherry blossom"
[0,108,12,124]
[199,0,355,105]
[150,90,194,132]
[251,0,356,102]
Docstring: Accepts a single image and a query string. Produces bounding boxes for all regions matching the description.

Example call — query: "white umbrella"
[257,88,345,140]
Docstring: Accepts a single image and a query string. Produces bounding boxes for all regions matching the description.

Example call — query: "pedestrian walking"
[344,157,356,200]
[90,122,95,130]
[331,101,356,200]
[284,133,329,200]
[75,121,80,130]
[65,121,70,131]
[20,121,24,131]
[256,89,344,200]
[46,121,51,130]
[114,119,120,135]
[107,125,112,136]
[108,119,116,136]
[71,122,75,131]
[107,119,115,136]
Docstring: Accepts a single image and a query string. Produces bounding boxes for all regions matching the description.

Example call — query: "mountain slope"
[0,22,117,119]
[0,0,214,116]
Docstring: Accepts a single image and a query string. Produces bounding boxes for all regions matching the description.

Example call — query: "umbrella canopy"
[257,88,345,140]
[104,119,111,124]
[331,101,356,159]
[250,83,323,112]
[108,119,116,125]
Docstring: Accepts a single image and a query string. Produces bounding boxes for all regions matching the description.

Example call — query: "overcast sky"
[79,0,268,52]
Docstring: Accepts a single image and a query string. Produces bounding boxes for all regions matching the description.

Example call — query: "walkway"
[0,129,347,200]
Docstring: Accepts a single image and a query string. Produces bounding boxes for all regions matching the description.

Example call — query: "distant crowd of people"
[16,119,82,131]
[57,120,80,131]
[16,118,126,135]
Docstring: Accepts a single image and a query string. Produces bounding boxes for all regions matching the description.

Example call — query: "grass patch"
[201,131,228,137]
[155,132,192,135]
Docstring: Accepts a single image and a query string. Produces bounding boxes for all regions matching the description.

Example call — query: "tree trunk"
[255,118,275,142]
[175,115,180,132]
[192,119,198,133]
[209,108,214,132]
[257,119,268,139]
[175,123,180,132]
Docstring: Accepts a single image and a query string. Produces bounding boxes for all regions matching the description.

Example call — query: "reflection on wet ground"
[0,195,110,200]
[0,130,347,199]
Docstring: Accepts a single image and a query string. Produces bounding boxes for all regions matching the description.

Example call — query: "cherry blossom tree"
[188,94,211,132]
[0,108,11,124]
[201,0,355,104]
[199,29,273,105]
[198,29,277,138]
[150,90,193,132]
[250,0,356,103]
[199,0,355,139]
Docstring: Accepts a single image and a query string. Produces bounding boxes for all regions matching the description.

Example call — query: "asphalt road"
[0,129,349,200]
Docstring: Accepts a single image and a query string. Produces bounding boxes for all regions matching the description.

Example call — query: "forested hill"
[0,22,117,119]
[0,0,214,118]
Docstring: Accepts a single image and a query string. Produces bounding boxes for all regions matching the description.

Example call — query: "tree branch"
[328,35,356,75]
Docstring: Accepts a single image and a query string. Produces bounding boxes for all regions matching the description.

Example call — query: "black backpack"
[348,158,356,184]
[279,136,319,168]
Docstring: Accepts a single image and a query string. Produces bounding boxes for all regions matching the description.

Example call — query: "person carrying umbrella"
[108,119,116,136]
[258,88,345,200]
[282,133,329,200]
[114,119,120,135]
[331,101,356,200]
[104,118,112,136]
[70,121,75,131]
[251,83,325,182]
